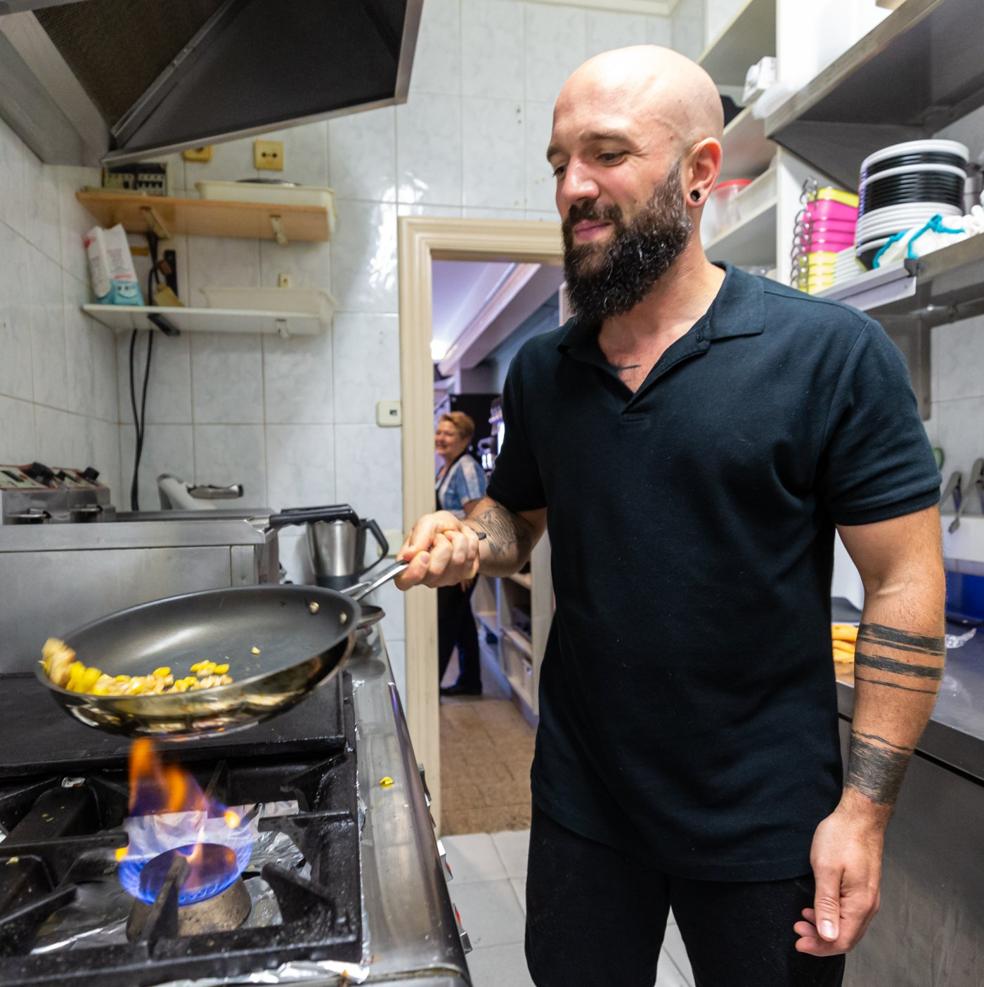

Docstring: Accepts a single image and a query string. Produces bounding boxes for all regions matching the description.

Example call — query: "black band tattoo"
[858,623,945,657]
[854,730,914,753]
[855,649,943,680]
[846,734,910,805]
[853,674,938,695]
[470,506,532,562]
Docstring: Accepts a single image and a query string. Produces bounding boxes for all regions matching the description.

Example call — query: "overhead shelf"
[814,234,984,325]
[82,305,325,337]
[703,169,777,268]
[813,234,984,421]
[698,0,776,88]
[719,106,776,181]
[765,0,984,188]
[76,191,333,244]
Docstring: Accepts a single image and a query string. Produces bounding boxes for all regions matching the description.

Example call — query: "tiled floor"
[440,663,537,834]
[443,831,696,987]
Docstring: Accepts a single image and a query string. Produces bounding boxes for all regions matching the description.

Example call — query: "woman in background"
[435,412,487,696]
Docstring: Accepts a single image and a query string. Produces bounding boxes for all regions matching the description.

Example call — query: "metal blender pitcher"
[273,504,390,589]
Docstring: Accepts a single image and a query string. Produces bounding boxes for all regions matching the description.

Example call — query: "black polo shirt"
[487,264,940,881]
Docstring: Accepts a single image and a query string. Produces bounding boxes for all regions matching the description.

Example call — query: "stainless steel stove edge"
[351,629,471,985]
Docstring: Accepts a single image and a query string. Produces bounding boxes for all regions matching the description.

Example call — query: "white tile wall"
[703,0,748,46]
[328,108,397,204]
[0,117,118,494]
[410,0,462,97]
[672,0,705,60]
[926,315,984,530]
[190,333,264,424]
[397,93,463,206]
[332,313,399,425]
[524,4,587,103]
[463,100,526,210]
[462,0,526,101]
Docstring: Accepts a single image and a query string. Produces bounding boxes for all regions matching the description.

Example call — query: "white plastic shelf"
[703,169,778,268]
[82,305,325,336]
[698,0,777,88]
[720,107,776,181]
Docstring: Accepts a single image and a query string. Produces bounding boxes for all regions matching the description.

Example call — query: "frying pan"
[34,559,409,740]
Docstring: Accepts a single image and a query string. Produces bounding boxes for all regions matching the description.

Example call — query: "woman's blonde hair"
[439,411,476,441]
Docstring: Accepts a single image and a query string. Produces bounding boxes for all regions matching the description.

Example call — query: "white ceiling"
[431,260,514,360]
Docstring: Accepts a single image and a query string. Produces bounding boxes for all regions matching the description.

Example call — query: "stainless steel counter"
[832,599,984,780]
[349,628,471,986]
[831,601,984,987]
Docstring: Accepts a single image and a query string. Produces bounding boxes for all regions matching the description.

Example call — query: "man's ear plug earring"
[690,190,701,202]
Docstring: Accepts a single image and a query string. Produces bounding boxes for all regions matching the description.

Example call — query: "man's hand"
[394,510,483,589]
[794,802,885,956]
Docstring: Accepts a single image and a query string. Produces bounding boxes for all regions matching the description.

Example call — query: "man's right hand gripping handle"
[394,497,546,590]
[394,510,483,589]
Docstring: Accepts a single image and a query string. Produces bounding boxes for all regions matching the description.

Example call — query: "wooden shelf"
[82,305,325,337]
[720,107,776,181]
[698,0,776,88]
[76,191,332,243]
[765,0,984,188]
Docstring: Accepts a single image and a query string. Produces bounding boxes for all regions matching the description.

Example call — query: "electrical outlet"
[182,145,213,162]
[254,139,284,171]
[376,401,402,427]
[277,273,292,288]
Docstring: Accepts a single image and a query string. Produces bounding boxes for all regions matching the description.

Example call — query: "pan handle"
[343,559,409,602]
[267,504,358,529]
[342,532,486,601]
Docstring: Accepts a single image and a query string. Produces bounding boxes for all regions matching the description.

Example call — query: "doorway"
[397,217,562,832]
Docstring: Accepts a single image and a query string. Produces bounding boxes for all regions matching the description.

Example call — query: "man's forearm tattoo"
[470,505,532,561]
[846,734,911,806]
[846,622,945,806]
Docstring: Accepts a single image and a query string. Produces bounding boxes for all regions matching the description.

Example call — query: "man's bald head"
[555,46,723,154]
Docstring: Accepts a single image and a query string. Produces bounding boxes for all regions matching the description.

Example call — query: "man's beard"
[562,162,693,325]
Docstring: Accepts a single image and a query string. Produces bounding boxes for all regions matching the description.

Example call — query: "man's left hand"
[794,805,885,956]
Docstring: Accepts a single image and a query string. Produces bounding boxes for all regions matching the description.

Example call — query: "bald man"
[398,47,943,987]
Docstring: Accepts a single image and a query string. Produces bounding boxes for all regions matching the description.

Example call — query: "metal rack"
[814,234,984,417]
[766,0,984,188]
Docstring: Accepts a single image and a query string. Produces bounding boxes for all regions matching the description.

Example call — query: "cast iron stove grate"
[0,675,363,986]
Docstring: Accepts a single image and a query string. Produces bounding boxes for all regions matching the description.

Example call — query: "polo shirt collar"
[557,262,766,357]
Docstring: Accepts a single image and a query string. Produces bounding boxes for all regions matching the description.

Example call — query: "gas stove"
[0,673,363,986]
[0,623,470,987]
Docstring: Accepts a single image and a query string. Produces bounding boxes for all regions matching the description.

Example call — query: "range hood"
[0,0,421,166]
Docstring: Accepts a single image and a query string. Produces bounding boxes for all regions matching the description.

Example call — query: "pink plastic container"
[794,217,858,236]
[799,233,857,253]
[804,199,859,223]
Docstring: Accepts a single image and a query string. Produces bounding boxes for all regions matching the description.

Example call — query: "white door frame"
[398,216,562,826]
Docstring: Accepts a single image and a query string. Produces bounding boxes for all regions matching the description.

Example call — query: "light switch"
[376,400,402,427]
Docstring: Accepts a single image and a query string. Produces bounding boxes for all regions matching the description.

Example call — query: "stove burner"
[137,843,242,905]
[0,672,364,985]
[127,868,252,940]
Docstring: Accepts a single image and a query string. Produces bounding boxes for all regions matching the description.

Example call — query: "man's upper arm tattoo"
[846,622,945,806]
[470,504,532,561]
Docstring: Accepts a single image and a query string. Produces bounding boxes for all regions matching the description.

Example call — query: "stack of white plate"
[833,247,864,286]
[855,139,968,269]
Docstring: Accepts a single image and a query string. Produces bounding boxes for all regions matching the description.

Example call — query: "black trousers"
[525,806,846,987]
[437,581,481,689]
